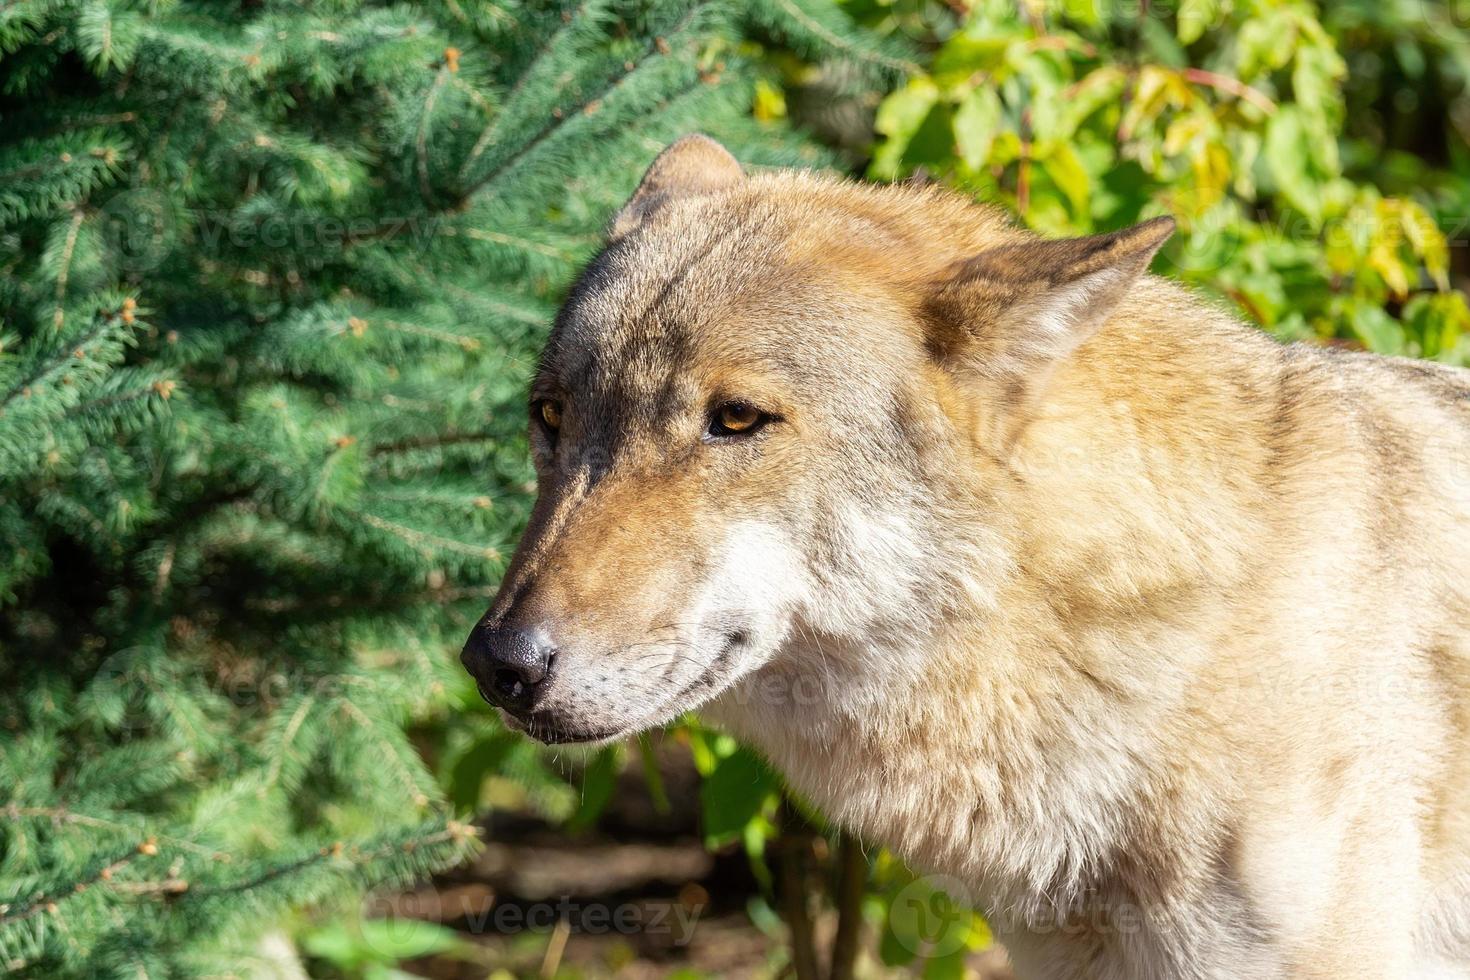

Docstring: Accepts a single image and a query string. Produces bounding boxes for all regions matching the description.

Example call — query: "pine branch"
[185,823,476,899]
[61,379,173,420]
[454,0,718,205]
[376,318,486,351]
[368,430,500,456]
[50,208,85,332]
[352,510,503,560]
[433,224,587,261]
[0,312,127,412]
[0,848,143,926]
[455,0,598,184]
[334,698,429,805]
[393,259,553,327]
[763,0,918,75]
[244,583,497,616]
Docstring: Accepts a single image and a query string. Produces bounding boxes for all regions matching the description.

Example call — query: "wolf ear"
[925,216,1174,446]
[610,135,744,239]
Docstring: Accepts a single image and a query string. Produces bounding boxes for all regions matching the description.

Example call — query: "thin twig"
[778,799,822,980]
[539,916,571,978]
[52,208,86,332]
[1181,67,1277,115]
[828,833,867,980]
[356,511,503,560]
[416,69,453,205]
[186,826,468,898]
[368,430,499,456]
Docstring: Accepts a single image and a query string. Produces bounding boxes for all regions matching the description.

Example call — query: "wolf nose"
[461,627,555,715]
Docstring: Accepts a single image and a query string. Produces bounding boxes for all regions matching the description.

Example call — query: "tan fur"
[466,136,1470,978]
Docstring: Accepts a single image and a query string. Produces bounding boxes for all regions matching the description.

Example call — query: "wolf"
[460,135,1470,979]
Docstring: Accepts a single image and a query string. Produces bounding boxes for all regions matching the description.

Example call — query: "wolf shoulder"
[1288,338,1470,492]
[1138,276,1470,495]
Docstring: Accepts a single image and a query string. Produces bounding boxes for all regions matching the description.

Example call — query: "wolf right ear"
[609,135,744,239]
[924,216,1175,448]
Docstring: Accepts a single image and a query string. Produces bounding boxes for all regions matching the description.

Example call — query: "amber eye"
[708,402,767,438]
[536,399,562,431]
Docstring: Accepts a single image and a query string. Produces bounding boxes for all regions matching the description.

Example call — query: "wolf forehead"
[545,207,798,376]
[537,172,1025,390]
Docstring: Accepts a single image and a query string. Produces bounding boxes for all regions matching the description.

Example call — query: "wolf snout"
[460,626,556,716]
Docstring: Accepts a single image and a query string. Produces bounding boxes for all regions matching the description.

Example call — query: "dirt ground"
[382,743,1013,979]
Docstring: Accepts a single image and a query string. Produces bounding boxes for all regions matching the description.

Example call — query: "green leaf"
[1041,142,1091,217]
[953,88,1002,170]
[1058,66,1128,135]
[700,745,777,845]
[922,944,969,980]
[753,78,787,122]
[447,730,517,811]
[871,78,940,180]
[1264,107,1322,225]
[1061,0,1101,28]
[1348,304,1407,355]
[1291,44,1342,129]
[355,918,464,962]
[1404,293,1470,359]
[902,102,958,173]
[931,35,1014,79]
[303,917,461,969]
[1138,14,1188,68]
[1236,10,1297,78]
[1177,0,1220,45]
[879,897,921,966]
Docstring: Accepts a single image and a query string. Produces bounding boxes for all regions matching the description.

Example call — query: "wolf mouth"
[517,632,746,745]
[520,717,628,745]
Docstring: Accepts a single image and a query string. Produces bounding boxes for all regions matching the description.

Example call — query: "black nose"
[460,627,555,715]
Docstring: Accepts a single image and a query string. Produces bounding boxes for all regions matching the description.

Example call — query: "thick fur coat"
[461,136,1470,978]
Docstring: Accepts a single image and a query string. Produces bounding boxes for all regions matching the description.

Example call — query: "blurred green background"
[1,1,1466,978]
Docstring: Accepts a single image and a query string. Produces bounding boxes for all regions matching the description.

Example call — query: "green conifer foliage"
[0,2,900,975]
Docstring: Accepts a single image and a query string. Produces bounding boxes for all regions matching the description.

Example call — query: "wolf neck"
[708,295,1274,916]
[706,616,1217,918]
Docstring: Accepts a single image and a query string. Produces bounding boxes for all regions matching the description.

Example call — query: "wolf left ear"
[609,134,744,239]
[925,216,1175,447]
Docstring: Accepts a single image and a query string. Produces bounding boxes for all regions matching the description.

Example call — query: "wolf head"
[461,136,1173,743]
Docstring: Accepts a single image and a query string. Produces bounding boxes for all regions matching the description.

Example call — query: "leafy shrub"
[860,0,1470,361]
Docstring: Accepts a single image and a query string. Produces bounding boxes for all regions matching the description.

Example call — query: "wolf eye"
[535,399,562,432]
[708,402,767,438]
